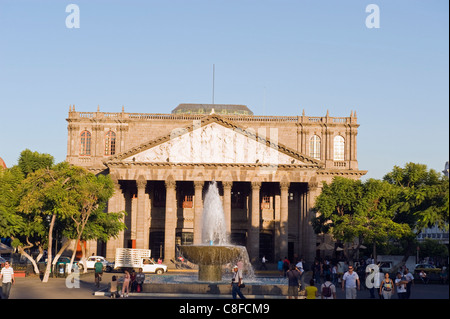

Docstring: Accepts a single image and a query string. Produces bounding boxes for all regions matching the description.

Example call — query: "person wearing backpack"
[321,274,336,299]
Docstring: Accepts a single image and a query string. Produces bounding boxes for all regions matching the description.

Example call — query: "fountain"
[180,181,253,282]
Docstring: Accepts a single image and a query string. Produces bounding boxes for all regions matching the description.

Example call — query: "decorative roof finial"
[326,109,330,117]
[302,109,305,116]
[122,105,125,112]
[97,105,100,112]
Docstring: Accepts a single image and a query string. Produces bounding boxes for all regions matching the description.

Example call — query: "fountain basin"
[180,245,244,281]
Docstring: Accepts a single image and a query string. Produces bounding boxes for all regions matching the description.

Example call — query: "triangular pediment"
[105,114,322,167]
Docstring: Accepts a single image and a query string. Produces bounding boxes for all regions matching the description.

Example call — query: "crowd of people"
[275,255,447,299]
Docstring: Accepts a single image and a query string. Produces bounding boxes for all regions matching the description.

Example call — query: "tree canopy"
[312,163,448,262]
[0,150,125,282]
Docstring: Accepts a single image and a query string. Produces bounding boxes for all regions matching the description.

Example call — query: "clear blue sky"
[0,0,448,179]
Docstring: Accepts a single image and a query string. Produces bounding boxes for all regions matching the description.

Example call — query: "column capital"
[280,181,290,190]
[165,179,177,189]
[251,181,262,189]
[136,176,146,190]
[222,181,233,189]
[307,181,320,191]
[193,180,204,189]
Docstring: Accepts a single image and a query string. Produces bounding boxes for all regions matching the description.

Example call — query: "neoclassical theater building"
[66,104,367,263]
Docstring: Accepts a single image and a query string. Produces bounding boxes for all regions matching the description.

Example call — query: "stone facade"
[66,104,367,263]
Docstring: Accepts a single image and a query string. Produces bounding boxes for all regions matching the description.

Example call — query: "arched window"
[105,131,116,155]
[80,130,91,156]
[309,135,321,160]
[333,135,345,161]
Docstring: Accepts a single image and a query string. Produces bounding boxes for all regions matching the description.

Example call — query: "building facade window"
[309,135,321,160]
[105,131,116,155]
[333,135,345,161]
[80,130,91,156]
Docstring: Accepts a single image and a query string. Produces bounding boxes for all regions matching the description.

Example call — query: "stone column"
[193,180,204,244]
[164,179,177,263]
[279,181,290,260]
[248,181,261,263]
[305,182,321,261]
[222,181,233,237]
[131,192,138,249]
[136,176,148,249]
[274,192,281,259]
[106,177,124,260]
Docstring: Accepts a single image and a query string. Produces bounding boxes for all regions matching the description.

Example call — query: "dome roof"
[171,103,253,115]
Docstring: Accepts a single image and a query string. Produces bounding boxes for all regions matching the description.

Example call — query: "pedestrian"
[313,259,322,284]
[403,268,414,299]
[379,273,395,299]
[419,270,429,284]
[136,268,145,292]
[365,264,382,299]
[231,265,245,299]
[321,274,336,299]
[122,270,131,297]
[395,272,408,299]
[277,259,284,276]
[130,269,137,292]
[94,258,103,288]
[295,258,304,273]
[0,261,15,299]
[110,275,118,298]
[283,257,290,278]
[331,263,338,286]
[305,279,318,299]
[286,264,302,299]
[260,255,267,270]
[342,264,360,299]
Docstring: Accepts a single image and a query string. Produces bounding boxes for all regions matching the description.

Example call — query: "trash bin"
[58,263,66,278]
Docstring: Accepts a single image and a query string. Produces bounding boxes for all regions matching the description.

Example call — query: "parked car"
[378,261,394,274]
[415,264,441,273]
[78,256,109,270]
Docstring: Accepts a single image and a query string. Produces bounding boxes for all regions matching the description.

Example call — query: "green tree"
[384,162,449,264]
[0,150,55,274]
[17,162,80,282]
[1,150,126,282]
[312,177,410,261]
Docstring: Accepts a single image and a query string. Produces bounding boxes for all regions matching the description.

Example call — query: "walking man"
[231,265,245,299]
[0,261,15,299]
[403,268,414,299]
[94,258,103,288]
[286,264,302,299]
[260,256,267,270]
[342,265,360,299]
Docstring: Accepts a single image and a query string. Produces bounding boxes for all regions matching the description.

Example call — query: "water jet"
[180,181,253,282]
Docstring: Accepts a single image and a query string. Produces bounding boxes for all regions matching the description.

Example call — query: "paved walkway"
[3,271,449,300]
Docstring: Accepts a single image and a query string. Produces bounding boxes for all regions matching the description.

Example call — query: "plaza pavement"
[3,270,449,300]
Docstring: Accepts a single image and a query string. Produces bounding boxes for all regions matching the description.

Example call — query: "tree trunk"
[81,243,87,274]
[42,214,56,283]
[17,246,40,274]
[373,241,377,264]
[51,240,72,274]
